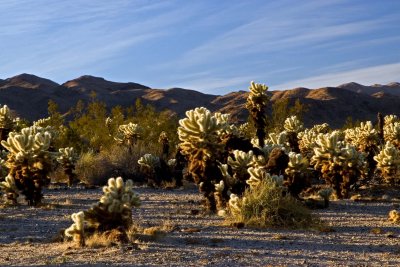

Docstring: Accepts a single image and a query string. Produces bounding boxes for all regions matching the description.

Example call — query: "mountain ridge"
[1,73,399,128]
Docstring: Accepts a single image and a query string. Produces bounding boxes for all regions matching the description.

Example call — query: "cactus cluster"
[0,105,14,141]
[344,121,379,151]
[178,107,226,211]
[285,152,310,197]
[84,177,140,232]
[1,126,55,205]
[374,142,400,184]
[114,122,143,147]
[57,147,78,186]
[311,131,367,198]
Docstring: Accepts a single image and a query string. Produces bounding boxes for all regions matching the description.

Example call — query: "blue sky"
[1,0,399,94]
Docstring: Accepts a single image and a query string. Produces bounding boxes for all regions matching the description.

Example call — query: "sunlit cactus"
[246,81,269,147]
[0,175,19,204]
[284,115,303,153]
[177,107,226,211]
[383,121,400,148]
[64,211,85,247]
[114,122,143,148]
[388,210,400,224]
[246,166,283,189]
[1,126,55,205]
[0,105,13,141]
[138,153,160,170]
[158,131,169,159]
[374,142,400,184]
[344,121,379,151]
[311,131,367,198]
[298,123,330,159]
[57,147,78,186]
[284,152,310,197]
[84,177,140,231]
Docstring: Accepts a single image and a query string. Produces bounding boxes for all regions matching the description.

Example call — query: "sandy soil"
[0,185,400,266]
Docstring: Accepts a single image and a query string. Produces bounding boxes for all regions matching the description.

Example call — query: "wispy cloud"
[271,62,400,90]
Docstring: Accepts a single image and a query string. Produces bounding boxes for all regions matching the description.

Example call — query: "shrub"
[75,151,113,186]
[225,174,314,228]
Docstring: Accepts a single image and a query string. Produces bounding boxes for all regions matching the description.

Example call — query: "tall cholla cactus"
[311,131,367,198]
[246,81,269,147]
[64,211,85,247]
[1,127,55,205]
[178,107,226,211]
[158,131,169,159]
[114,122,143,149]
[383,117,400,148]
[285,152,310,197]
[0,105,13,141]
[84,177,140,231]
[344,121,380,179]
[374,142,400,184]
[284,115,303,153]
[57,147,78,186]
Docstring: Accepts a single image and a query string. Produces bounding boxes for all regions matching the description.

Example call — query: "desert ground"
[0,184,400,266]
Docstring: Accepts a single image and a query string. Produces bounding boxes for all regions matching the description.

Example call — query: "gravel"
[0,185,399,266]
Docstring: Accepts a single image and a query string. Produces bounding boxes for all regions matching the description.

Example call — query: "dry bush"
[48,166,70,184]
[227,178,317,229]
[75,151,113,186]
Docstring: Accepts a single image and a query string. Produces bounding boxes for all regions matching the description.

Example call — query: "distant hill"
[1,73,399,128]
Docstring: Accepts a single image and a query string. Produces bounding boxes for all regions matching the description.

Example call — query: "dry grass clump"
[226,178,317,229]
[75,151,114,186]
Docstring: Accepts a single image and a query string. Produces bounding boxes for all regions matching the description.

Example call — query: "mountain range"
[1,73,400,128]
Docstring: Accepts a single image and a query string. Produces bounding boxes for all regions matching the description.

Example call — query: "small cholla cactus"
[84,177,140,232]
[284,152,310,197]
[65,211,85,247]
[388,210,400,224]
[158,131,169,159]
[214,180,226,212]
[384,121,400,148]
[33,117,51,127]
[246,166,267,189]
[311,131,367,198]
[318,188,333,208]
[0,105,14,141]
[138,154,160,170]
[374,142,400,184]
[284,115,303,153]
[0,175,19,204]
[57,147,78,186]
[1,127,55,205]
[114,122,143,148]
[0,105,13,129]
[246,81,269,147]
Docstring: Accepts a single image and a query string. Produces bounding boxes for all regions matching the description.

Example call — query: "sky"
[1,0,399,95]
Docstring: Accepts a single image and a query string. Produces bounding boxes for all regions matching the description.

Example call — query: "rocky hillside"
[1,73,399,128]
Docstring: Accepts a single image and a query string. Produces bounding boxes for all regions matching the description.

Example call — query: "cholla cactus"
[384,122,400,148]
[65,211,85,247]
[57,147,78,186]
[1,127,55,205]
[114,122,142,148]
[284,116,303,133]
[345,121,379,151]
[84,177,140,231]
[311,131,367,198]
[158,131,169,159]
[284,115,303,153]
[284,152,310,197]
[246,81,269,147]
[0,105,13,129]
[374,142,400,184]
[178,107,226,211]
[0,175,19,204]
[138,154,160,170]
[0,105,13,141]
[33,117,51,127]
[298,123,330,159]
